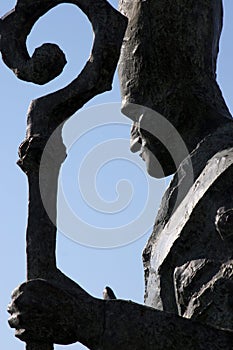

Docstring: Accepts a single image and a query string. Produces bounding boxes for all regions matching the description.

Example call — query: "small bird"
[103,286,117,300]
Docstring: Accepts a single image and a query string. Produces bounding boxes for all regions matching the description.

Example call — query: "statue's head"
[118,0,232,178]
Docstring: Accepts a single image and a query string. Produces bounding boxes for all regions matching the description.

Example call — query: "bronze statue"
[119,0,233,332]
[3,0,233,349]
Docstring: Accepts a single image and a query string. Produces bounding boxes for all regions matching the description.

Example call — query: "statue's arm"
[8,278,233,350]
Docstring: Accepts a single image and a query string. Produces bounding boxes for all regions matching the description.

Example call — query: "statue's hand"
[8,278,102,345]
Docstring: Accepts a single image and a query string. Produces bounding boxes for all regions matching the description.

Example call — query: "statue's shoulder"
[143,121,233,316]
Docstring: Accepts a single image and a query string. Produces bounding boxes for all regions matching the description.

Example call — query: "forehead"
[121,102,159,131]
[121,102,145,122]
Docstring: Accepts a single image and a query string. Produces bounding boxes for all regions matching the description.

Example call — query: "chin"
[146,160,163,178]
[147,166,165,178]
[146,160,177,178]
[141,147,177,178]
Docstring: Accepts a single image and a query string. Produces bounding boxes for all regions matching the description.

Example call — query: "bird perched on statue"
[103,286,117,300]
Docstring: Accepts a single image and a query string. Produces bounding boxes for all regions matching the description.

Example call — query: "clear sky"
[1,1,233,350]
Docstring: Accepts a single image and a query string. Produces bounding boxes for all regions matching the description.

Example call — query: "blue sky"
[1,1,233,349]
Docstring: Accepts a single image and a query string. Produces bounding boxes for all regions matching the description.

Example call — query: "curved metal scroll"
[0,1,127,350]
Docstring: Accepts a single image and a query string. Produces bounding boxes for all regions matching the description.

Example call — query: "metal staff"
[0,1,127,349]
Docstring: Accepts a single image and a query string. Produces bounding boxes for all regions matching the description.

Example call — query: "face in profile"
[123,103,190,178]
[130,121,177,178]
